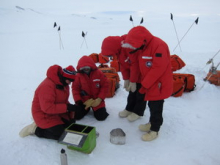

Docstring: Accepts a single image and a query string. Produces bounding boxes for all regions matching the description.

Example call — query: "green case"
[58,123,96,154]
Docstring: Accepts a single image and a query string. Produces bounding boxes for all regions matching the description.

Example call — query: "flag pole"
[173,17,199,52]
[129,15,134,27]
[80,31,88,49]
[170,13,182,52]
[58,26,64,50]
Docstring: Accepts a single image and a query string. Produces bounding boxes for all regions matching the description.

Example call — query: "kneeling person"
[19,65,79,140]
[72,56,109,121]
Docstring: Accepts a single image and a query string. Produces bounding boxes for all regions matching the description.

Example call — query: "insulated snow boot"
[119,109,132,118]
[127,113,141,122]
[142,131,158,141]
[19,122,37,137]
[139,123,151,132]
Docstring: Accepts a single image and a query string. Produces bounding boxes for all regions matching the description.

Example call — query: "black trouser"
[35,118,75,140]
[126,83,147,116]
[148,100,164,132]
[74,104,109,121]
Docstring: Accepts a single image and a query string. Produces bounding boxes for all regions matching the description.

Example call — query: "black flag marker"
[53,23,64,49]
[140,17,144,24]
[129,15,133,22]
[81,31,88,48]
[82,31,85,37]
[195,17,199,24]
[170,13,181,51]
[170,13,173,20]
[54,22,57,28]
[129,15,134,27]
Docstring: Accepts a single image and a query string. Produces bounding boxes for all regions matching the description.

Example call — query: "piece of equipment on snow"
[58,123,96,154]
[110,128,126,145]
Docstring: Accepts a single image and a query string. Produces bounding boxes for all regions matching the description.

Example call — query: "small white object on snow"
[110,128,126,145]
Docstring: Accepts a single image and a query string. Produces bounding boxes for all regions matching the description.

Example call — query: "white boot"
[127,113,141,122]
[139,123,151,132]
[19,122,37,137]
[119,109,132,118]
[142,131,158,141]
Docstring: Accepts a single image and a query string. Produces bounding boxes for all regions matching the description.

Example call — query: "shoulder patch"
[155,53,162,57]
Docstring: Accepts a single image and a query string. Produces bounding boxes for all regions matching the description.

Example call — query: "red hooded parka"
[101,35,141,83]
[32,65,73,129]
[72,56,109,111]
[125,26,173,101]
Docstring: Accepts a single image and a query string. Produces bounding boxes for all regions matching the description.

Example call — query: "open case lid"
[58,131,88,148]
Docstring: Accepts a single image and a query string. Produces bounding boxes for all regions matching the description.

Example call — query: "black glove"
[75,100,83,106]
[67,104,77,112]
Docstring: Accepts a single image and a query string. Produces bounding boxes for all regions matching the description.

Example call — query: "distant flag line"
[52,15,200,52]
[129,15,144,27]
[54,22,64,50]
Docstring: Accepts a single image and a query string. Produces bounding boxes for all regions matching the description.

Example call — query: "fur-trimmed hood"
[76,55,97,71]
[124,26,153,49]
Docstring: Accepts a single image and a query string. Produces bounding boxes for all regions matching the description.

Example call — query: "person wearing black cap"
[19,65,79,140]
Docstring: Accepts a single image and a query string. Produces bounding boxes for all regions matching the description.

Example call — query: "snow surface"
[0,0,220,165]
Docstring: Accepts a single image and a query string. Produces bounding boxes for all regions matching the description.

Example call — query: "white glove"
[123,80,130,90]
[126,82,137,92]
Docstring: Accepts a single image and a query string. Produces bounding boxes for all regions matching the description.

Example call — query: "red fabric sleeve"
[72,76,82,102]
[37,84,68,114]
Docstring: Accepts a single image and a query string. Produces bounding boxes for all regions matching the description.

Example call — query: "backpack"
[89,53,99,63]
[205,71,220,86]
[172,76,185,97]
[170,54,186,71]
[110,60,120,72]
[98,64,109,68]
[172,73,196,97]
[98,67,120,98]
[98,53,110,64]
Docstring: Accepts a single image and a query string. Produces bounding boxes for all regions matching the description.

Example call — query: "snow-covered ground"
[0,0,220,165]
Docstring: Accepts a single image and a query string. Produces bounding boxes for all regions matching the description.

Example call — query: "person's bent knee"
[94,107,109,121]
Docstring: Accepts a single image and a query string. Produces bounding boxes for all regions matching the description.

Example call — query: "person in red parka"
[72,55,109,121]
[19,65,79,140]
[101,35,147,122]
[122,26,173,141]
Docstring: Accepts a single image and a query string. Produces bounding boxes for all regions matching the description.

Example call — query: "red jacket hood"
[46,65,63,85]
[77,56,97,71]
[125,26,153,48]
[101,35,127,56]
